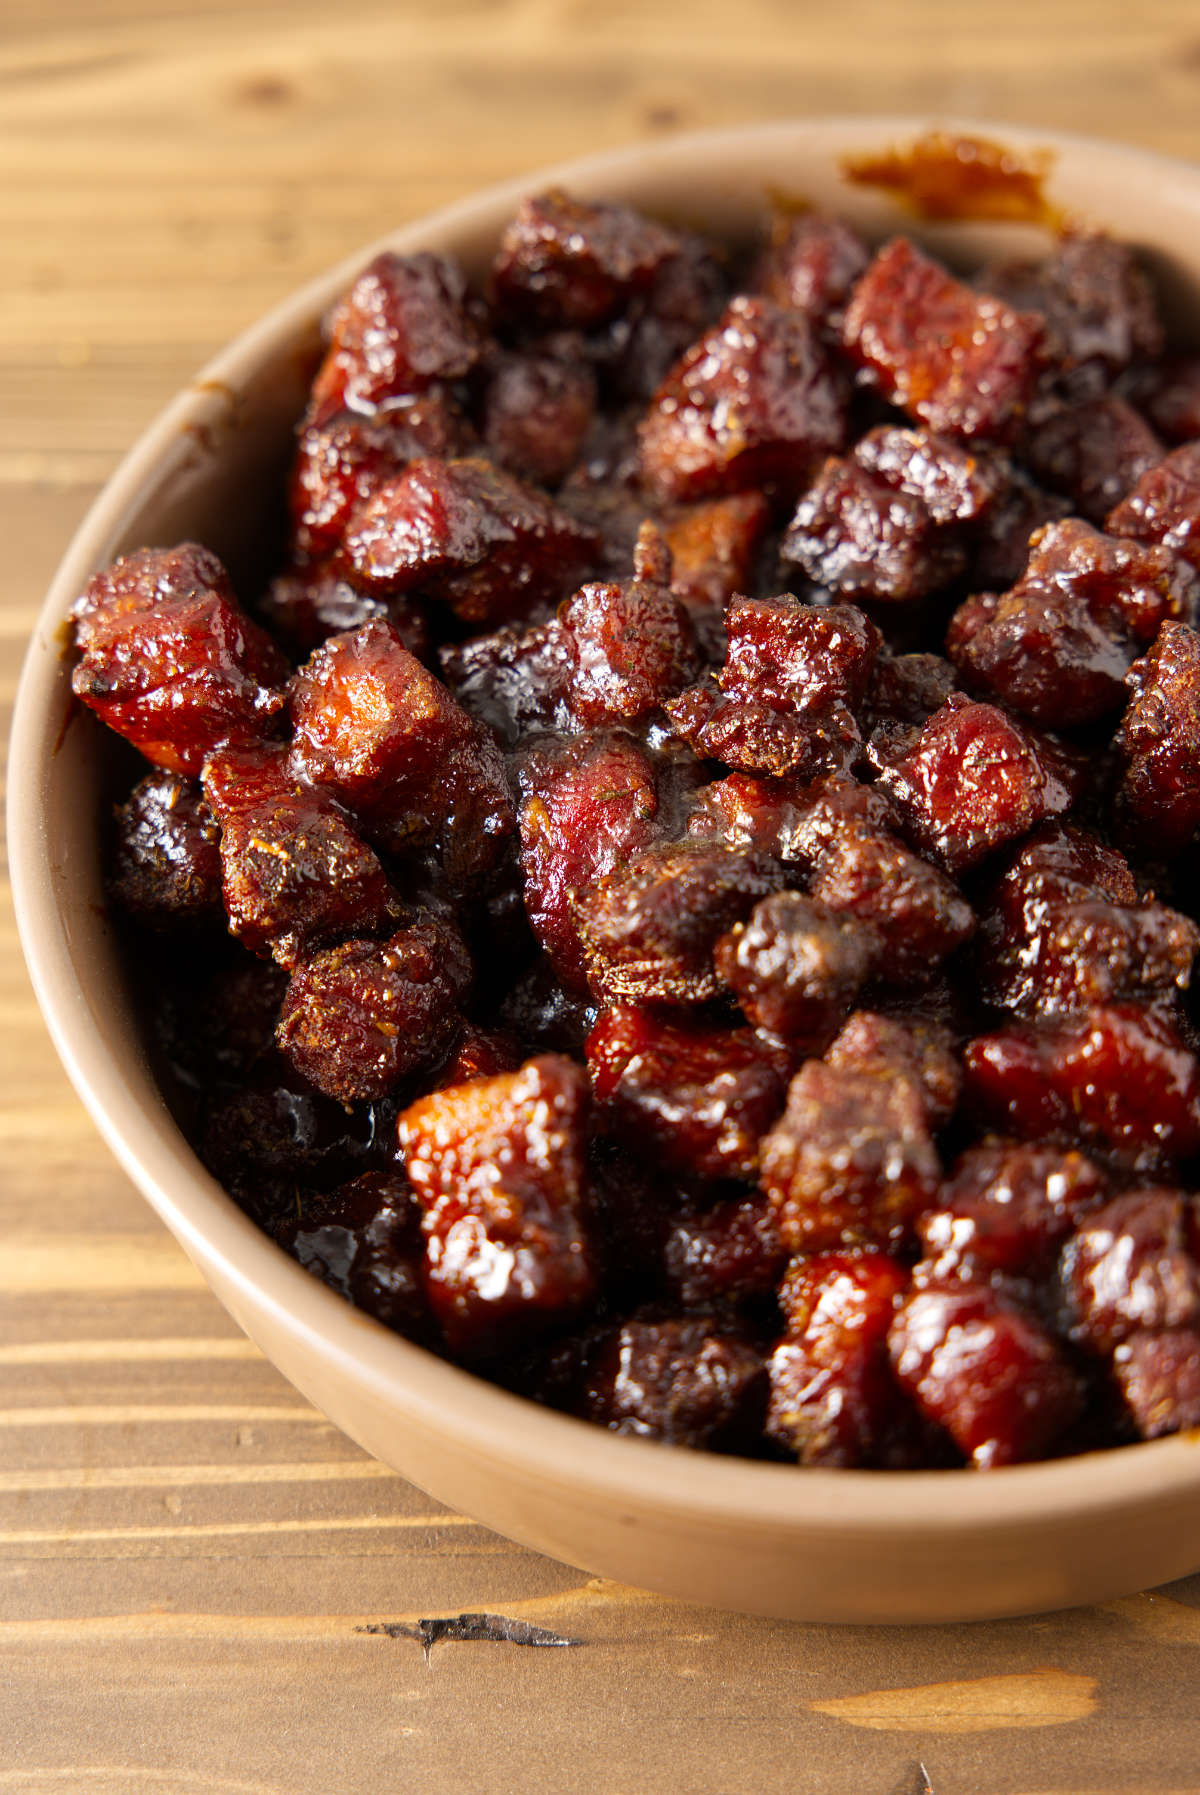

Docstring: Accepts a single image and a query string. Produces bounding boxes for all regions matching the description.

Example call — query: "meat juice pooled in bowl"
[70,183,1200,1471]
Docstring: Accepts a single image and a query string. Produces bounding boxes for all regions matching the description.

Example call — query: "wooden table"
[5,3,1200,1788]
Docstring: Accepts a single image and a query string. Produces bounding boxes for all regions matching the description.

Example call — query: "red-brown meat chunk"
[1131,356,1200,445]
[109,771,223,928]
[949,518,1198,729]
[1114,1328,1200,1439]
[71,544,287,774]
[659,492,770,655]
[663,1195,785,1308]
[1107,440,1200,572]
[491,189,683,329]
[759,1061,940,1252]
[949,584,1130,729]
[276,918,471,1103]
[288,620,514,879]
[807,817,977,983]
[1023,396,1163,525]
[202,745,396,967]
[1020,517,1199,644]
[964,1004,1200,1167]
[341,456,597,625]
[842,238,1045,439]
[259,562,407,662]
[825,1010,962,1129]
[560,565,700,726]
[580,1318,766,1449]
[784,427,1005,603]
[482,351,596,485]
[586,1004,790,1181]
[767,1250,907,1466]
[979,232,1164,386]
[639,296,847,504]
[289,398,469,560]
[668,595,878,778]
[667,676,857,780]
[574,842,786,1006]
[919,1140,1109,1282]
[309,251,482,416]
[1061,1189,1200,1353]
[975,824,1199,1018]
[516,731,662,990]
[971,464,1071,589]
[755,212,870,331]
[691,771,974,983]
[714,891,875,1046]
[399,1055,596,1359]
[869,693,1078,873]
[276,1170,436,1345]
[1114,620,1200,857]
[722,594,880,713]
[888,1282,1081,1466]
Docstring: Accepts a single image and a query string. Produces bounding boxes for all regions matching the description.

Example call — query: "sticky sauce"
[843,130,1064,228]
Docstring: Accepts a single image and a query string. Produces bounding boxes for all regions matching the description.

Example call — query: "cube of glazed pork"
[1023,395,1162,525]
[308,250,482,418]
[639,296,848,504]
[825,1010,962,1129]
[888,1282,1082,1466]
[71,543,287,774]
[784,427,1006,603]
[288,619,514,881]
[1061,1188,1200,1354]
[1107,440,1200,572]
[759,1060,941,1253]
[289,396,470,560]
[574,841,786,1006]
[964,1003,1200,1168]
[659,492,770,641]
[869,693,1079,874]
[1114,1328,1200,1439]
[714,892,876,1048]
[490,189,684,329]
[202,745,397,967]
[1114,621,1200,857]
[842,238,1045,439]
[767,1251,908,1466]
[585,1004,791,1181]
[754,211,870,331]
[481,350,596,486]
[950,518,1198,729]
[667,597,879,779]
[276,918,471,1104]
[399,1055,595,1360]
[559,559,700,726]
[918,1140,1109,1283]
[580,1318,766,1450]
[516,731,663,991]
[341,456,597,626]
[979,231,1164,385]
[975,824,1199,1018]
[109,771,223,929]
[663,1194,785,1308]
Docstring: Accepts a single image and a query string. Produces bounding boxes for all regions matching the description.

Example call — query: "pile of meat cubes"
[71,188,1200,1467]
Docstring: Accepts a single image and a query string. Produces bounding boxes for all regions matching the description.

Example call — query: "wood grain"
[5,2,1200,1790]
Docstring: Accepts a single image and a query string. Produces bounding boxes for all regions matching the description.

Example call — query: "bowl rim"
[12,113,1200,1543]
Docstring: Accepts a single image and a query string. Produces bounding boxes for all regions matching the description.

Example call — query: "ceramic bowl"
[13,118,1200,1625]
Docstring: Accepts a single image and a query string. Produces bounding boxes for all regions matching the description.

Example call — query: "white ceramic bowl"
[13,119,1200,1624]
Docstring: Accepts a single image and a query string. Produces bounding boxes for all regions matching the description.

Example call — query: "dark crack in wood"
[357,1613,584,1662]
